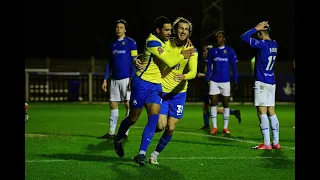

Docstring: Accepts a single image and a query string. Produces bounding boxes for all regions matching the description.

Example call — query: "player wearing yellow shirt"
[113,16,194,165]
[147,17,198,165]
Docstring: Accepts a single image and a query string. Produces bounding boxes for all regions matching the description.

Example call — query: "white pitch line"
[94,123,295,150]
[159,156,295,160]
[25,156,295,163]
[26,159,67,163]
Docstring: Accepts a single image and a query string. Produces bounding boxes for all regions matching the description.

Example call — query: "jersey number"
[177,105,183,115]
[266,56,276,71]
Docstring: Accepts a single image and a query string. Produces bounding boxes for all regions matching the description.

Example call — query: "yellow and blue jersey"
[160,39,198,93]
[136,33,185,84]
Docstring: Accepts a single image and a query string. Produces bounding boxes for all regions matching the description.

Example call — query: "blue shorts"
[160,92,187,119]
[130,75,162,109]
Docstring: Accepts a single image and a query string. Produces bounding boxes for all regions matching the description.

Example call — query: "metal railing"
[25,69,294,103]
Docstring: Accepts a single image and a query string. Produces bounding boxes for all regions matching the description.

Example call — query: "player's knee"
[109,102,118,109]
[267,107,275,116]
[157,117,167,131]
[128,110,142,124]
[166,122,176,132]
[124,100,130,109]
[202,104,208,111]
[128,114,139,124]
[146,104,161,116]
[155,126,164,133]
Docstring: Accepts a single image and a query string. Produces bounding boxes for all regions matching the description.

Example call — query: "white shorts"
[209,81,230,96]
[109,78,131,102]
[254,81,276,107]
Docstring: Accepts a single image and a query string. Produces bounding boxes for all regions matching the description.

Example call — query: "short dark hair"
[215,30,225,37]
[115,19,128,29]
[153,16,171,30]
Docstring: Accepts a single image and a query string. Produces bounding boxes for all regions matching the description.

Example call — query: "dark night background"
[25,0,294,61]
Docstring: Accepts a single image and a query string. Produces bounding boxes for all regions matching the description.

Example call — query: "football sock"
[155,133,173,153]
[125,109,130,135]
[139,114,159,153]
[125,109,130,117]
[203,112,210,127]
[230,109,235,115]
[115,117,133,142]
[223,108,230,129]
[109,109,119,135]
[210,106,218,128]
[269,114,279,145]
[151,151,159,158]
[259,114,271,146]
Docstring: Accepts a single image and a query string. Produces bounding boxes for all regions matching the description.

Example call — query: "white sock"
[259,114,270,146]
[139,150,146,155]
[211,106,218,128]
[125,109,130,135]
[269,114,279,145]
[126,109,130,117]
[109,109,119,135]
[151,151,159,158]
[223,108,230,129]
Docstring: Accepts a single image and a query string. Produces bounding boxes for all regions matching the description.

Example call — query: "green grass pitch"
[25,103,295,180]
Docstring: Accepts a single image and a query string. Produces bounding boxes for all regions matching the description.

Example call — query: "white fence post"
[88,73,93,103]
[25,72,29,102]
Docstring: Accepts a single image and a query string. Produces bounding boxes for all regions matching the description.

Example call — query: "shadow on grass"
[40,154,186,180]
[41,153,132,163]
[171,139,236,147]
[86,139,129,152]
[260,150,295,169]
[108,159,186,180]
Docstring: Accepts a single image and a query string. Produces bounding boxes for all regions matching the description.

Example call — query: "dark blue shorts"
[160,92,187,119]
[130,75,162,109]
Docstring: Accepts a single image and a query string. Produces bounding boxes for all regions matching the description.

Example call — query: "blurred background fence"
[25,57,295,103]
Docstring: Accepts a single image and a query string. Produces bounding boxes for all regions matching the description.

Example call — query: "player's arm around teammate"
[112,17,194,166]
[149,17,198,165]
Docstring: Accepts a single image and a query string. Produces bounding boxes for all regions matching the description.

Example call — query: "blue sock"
[230,109,235,115]
[115,117,133,142]
[155,133,173,153]
[139,114,159,152]
[203,112,209,126]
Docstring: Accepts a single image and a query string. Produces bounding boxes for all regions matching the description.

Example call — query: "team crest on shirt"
[223,50,227,54]
[122,41,126,46]
[158,47,164,54]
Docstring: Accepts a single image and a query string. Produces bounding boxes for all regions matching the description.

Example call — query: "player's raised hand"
[134,55,144,70]
[197,72,205,78]
[181,47,194,59]
[186,38,193,47]
[102,80,108,92]
[255,21,269,31]
[174,74,186,82]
